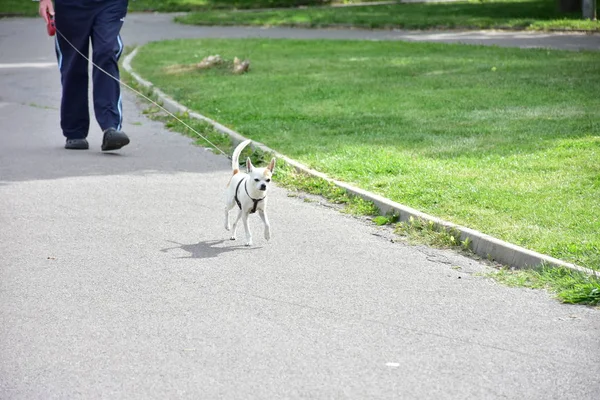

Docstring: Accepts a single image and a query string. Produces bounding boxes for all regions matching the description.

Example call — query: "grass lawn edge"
[172,17,600,34]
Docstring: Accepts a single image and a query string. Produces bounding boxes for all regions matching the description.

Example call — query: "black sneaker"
[65,138,89,150]
[101,128,130,151]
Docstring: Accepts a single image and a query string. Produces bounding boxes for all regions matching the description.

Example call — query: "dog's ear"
[267,157,276,173]
[246,157,253,173]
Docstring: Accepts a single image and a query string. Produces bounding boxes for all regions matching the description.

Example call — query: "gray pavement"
[1,15,599,400]
[120,13,600,51]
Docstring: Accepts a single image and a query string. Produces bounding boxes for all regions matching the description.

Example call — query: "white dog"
[224,140,276,246]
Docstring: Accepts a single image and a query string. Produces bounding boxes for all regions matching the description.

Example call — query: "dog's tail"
[231,139,252,173]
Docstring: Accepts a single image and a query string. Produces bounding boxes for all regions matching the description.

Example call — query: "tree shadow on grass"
[205,1,580,29]
[397,1,574,21]
[161,239,259,259]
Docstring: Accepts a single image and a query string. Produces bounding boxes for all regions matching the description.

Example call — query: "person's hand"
[39,0,55,23]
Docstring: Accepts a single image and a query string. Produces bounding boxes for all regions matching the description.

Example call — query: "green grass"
[276,162,382,216]
[4,0,596,32]
[3,0,597,33]
[0,0,381,16]
[1,0,38,15]
[487,266,600,306]
[395,216,472,250]
[178,0,600,32]
[128,0,382,12]
[131,38,600,270]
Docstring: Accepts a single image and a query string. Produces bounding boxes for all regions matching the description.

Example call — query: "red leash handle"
[47,12,56,36]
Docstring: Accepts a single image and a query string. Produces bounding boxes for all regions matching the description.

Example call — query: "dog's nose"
[260,184,267,191]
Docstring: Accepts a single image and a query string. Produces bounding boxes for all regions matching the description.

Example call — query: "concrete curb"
[123,47,596,276]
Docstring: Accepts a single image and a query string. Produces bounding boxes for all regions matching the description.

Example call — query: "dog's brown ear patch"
[227,169,240,187]
[267,157,276,173]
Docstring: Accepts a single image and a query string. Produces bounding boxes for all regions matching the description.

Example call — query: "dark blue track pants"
[54,0,128,139]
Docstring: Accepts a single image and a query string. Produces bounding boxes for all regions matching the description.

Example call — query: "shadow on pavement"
[0,93,230,183]
[160,239,259,259]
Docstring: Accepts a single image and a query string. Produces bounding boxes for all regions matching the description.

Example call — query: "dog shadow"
[160,239,259,259]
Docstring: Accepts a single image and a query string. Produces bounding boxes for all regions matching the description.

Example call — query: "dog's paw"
[230,236,236,241]
[244,242,253,247]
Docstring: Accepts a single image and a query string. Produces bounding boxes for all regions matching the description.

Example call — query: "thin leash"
[54,27,230,158]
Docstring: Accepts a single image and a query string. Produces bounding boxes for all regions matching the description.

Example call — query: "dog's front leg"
[258,209,271,241]
[241,212,253,246]
[230,209,243,241]
[224,205,231,231]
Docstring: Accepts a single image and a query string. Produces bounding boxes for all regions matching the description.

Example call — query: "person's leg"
[91,0,128,133]
[54,1,94,145]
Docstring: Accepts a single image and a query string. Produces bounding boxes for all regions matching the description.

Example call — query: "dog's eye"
[266,179,271,183]
[254,178,259,182]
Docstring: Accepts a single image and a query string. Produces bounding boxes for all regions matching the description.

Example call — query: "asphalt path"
[1,15,599,399]
[120,13,600,51]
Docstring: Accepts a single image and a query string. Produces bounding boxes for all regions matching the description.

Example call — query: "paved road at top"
[0,15,599,400]
[121,13,600,50]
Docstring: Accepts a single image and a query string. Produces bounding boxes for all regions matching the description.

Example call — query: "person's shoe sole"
[65,138,89,150]
[101,129,130,151]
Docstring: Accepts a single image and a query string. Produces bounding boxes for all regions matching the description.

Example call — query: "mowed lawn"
[177,0,600,32]
[0,0,385,15]
[131,39,600,269]
[3,0,597,32]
